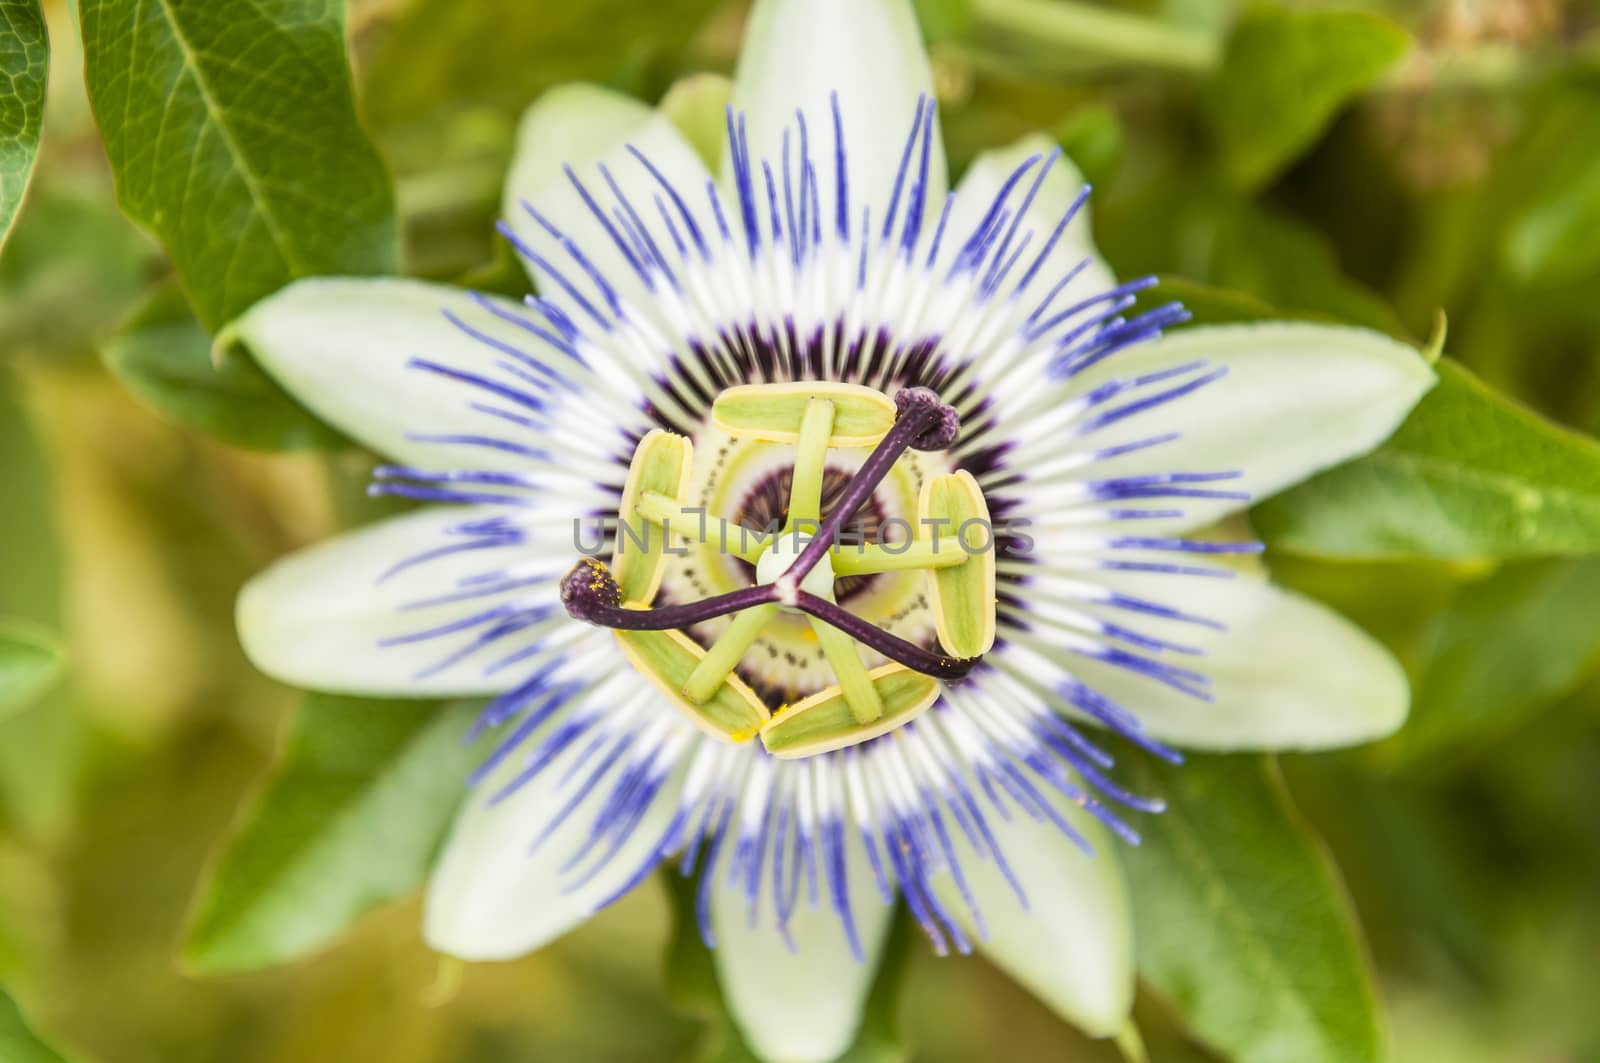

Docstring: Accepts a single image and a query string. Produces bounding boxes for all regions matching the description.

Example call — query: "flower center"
[729,465,886,603]
[754,534,837,606]
[559,382,997,758]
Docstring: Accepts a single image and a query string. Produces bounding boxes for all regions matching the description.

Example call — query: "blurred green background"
[4,0,1600,1059]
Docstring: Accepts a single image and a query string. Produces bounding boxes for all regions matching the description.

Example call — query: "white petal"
[712,832,894,1063]
[222,277,566,471]
[932,793,1133,1037]
[730,0,945,220]
[1075,323,1436,530]
[425,699,685,960]
[503,83,712,308]
[947,132,1114,304]
[1064,573,1410,750]
[237,506,541,697]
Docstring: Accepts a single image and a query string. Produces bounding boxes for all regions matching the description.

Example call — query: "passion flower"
[228,1,1430,1057]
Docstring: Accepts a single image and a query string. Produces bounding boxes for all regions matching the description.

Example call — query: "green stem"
[971,0,1217,74]
[1381,42,1533,94]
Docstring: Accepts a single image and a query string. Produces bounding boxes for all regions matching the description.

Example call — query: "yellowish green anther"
[786,398,835,527]
[614,628,770,742]
[810,618,884,724]
[920,470,998,657]
[760,664,941,758]
[682,602,780,704]
[634,490,766,564]
[712,381,896,448]
[613,430,693,605]
[830,538,970,575]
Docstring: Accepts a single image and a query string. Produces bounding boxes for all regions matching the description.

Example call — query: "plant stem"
[969,0,1597,92]
[970,0,1217,75]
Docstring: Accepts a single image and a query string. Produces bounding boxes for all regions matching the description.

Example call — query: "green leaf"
[1384,557,1600,765]
[662,870,723,1020]
[360,0,722,130]
[1206,7,1409,189]
[0,986,70,1063]
[1149,276,1279,327]
[911,0,974,42]
[0,177,156,364]
[183,694,478,974]
[1052,102,1123,187]
[0,619,61,718]
[78,0,397,330]
[1101,175,1404,335]
[102,283,344,451]
[0,373,56,617]
[1255,360,1600,560]
[0,372,77,842]
[0,0,48,250]
[1124,754,1382,1063]
[1501,85,1600,285]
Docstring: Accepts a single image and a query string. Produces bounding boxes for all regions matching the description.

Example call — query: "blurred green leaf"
[0,177,155,363]
[0,374,58,623]
[1256,360,1600,559]
[1385,557,1600,765]
[1506,183,1600,287]
[362,0,719,278]
[1267,555,1466,670]
[1102,175,1403,334]
[0,0,48,250]
[0,370,79,841]
[662,870,721,1019]
[1501,85,1600,286]
[360,0,722,130]
[1124,754,1381,1063]
[183,695,477,974]
[1206,7,1408,189]
[1149,276,1278,327]
[0,986,70,1063]
[78,0,398,330]
[386,107,513,279]
[102,283,345,451]
[911,0,974,42]
[0,619,61,719]
[1053,102,1123,187]
[1281,755,1500,986]
[1393,82,1600,424]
